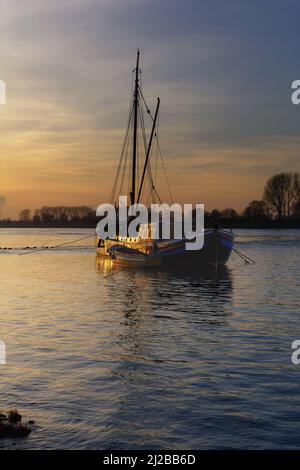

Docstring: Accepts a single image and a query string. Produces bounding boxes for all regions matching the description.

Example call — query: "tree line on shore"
[1,172,300,228]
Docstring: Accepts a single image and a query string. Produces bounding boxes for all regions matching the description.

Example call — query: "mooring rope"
[103,268,125,279]
[233,248,256,264]
[17,234,96,256]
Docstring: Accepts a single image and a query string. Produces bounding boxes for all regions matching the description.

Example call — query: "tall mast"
[131,49,140,206]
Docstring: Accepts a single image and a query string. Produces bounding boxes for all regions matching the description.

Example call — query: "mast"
[131,49,140,206]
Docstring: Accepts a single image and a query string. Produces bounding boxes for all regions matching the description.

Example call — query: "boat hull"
[159,229,234,268]
[96,229,234,269]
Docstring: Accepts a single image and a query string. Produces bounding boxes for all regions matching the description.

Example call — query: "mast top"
[133,49,140,73]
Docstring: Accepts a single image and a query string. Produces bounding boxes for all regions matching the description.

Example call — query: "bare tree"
[19,208,31,222]
[263,172,299,221]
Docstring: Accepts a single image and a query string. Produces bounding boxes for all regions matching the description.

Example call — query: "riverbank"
[1,220,300,229]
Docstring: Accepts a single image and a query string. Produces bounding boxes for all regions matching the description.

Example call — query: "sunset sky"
[0,0,300,218]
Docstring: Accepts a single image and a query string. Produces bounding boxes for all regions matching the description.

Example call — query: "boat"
[96,50,234,268]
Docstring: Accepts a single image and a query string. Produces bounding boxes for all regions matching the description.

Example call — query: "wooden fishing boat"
[97,227,234,268]
[96,51,234,268]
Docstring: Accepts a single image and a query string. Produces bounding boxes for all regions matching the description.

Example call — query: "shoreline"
[0,223,300,230]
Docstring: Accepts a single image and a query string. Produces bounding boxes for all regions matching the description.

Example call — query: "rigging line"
[145,162,158,205]
[143,110,155,203]
[110,71,134,203]
[145,178,162,205]
[137,98,160,205]
[154,141,158,202]
[18,234,96,256]
[143,110,162,205]
[150,118,159,204]
[109,103,134,204]
[144,180,159,206]
[138,99,154,203]
[136,90,142,186]
[119,128,131,197]
[138,84,154,121]
[142,145,156,204]
[138,80,156,200]
[152,184,163,204]
[147,160,156,204]
[120,124,131,197]
[113,105,133,200]
[143,166,154,205]
[137,102,144,187]
[138,102,151,166]
[156,136,174,204]
[140,99,155,202]
[145,187,152,206]
[138,95,148,153]
[110,108,133,202]
[120,101,134,197]
[154,120,158,184]
[130,69,135,98]
[146,154,157,204]
[151,118,160,204]
[127,126,132,198]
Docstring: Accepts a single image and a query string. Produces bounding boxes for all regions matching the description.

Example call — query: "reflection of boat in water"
[96,51,234,269]
[96,255,232,287]
[96,257,233,442]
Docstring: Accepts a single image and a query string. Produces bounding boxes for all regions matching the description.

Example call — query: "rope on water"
[103,268,125,279]
[18,234,96,256]
[233,248,256,265]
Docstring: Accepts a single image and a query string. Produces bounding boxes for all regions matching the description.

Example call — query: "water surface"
[0,228,299,449]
